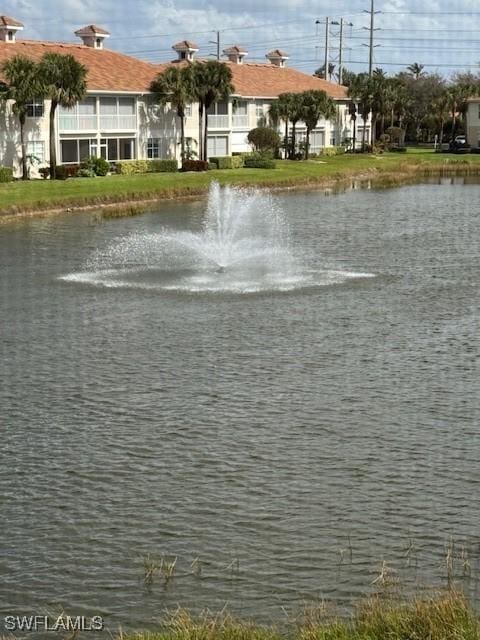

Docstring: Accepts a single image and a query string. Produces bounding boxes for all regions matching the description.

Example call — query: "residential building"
[466,98,480,149]
[0,15,370,176]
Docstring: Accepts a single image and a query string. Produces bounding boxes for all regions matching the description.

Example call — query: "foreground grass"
[123,590,480,640]
[1,149,480,218]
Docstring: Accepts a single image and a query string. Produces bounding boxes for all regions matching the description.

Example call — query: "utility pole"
[363,0,381,76]
[324,17,329,80]
[338,18,344,84]
[368,0,374,75]
[209,30,221,60]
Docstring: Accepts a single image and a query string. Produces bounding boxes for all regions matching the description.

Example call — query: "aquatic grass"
[121,590,480,640]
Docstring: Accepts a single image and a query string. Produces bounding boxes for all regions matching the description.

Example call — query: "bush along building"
[0,15,371,177]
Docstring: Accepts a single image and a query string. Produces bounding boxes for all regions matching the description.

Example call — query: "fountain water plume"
[61,182,374,293]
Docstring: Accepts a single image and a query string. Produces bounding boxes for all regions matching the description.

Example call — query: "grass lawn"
[1,149,480,217]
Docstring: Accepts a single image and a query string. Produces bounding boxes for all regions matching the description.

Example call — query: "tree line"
[333,63,480,150]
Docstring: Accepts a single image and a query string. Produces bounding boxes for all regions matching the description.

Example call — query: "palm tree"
[284,92,304,159]
[191,61,234,161]
[150,65,194,163]
[300,90,336,159]
[348,73,374,151]
[1,55,43,179]
[269,93,294,158]
[38,53,87,179]
[407,63,425,80]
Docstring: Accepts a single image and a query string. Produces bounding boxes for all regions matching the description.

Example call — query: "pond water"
[1,179,480,635]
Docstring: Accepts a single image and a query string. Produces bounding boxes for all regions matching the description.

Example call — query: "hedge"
[0,166,14,183]
[149,159,178,173]
[209,156,243,169]
[116,159,178,174]
[243,157,276,169]
[182,160,209,172]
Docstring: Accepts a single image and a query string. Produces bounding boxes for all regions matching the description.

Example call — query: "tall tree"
[300,90,336,159]
[150,65,194,163]
[38,53,87,179]
[284,92,304,159]
[1,55,43,180]
[269,93,295,158]
[407,62,425,80]
[191,61,233,161]
[348,73,375,151]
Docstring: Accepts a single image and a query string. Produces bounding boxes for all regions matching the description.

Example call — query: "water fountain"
[62,182,374,293]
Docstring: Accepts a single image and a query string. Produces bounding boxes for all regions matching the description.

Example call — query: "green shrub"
[208,162,218,171]
[81,156,110,176]
[54,166,69,180]
[0,166,14,182]
[243,157,276,169]
[148,159,178,173]
[389,145,407,153]
[77,167,96,178]
[247,127,281,154]
[39,167,50,180]
[115,160,149,175]
[182,160,209,172]
[209,156,243,169]
[320,146,345,157]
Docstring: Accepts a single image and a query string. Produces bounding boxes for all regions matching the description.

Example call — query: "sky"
[3,0,480,78]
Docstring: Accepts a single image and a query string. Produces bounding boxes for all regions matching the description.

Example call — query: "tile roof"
[74,24,110,36]
[225,61,348,100]
[224,45,248,54]
[0,15,24,27]
[0,39,347,100]
[172,40,199,51]
[267,49,289,58]
[0,40,161,92]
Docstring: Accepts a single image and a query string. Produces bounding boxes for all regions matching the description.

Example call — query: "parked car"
[449,135,470,151]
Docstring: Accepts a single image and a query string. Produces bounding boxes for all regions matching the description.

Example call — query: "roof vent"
[223,45,248,64]
[0,15,24,43]
[75,24,110,49]
[172,40,199,62]
[266,49,289,68]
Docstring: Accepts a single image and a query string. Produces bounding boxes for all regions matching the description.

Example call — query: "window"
[235,101,248,115]
[99,97,117,115]
[61,140,78,164]
[26,141,45,163]
[255,101,264,119]
[8,31,13,41]
[27,99,44,118]
[78,98,96,116]
[185,104,192,117]
[119,98,135,115]
[147,138,160,159]
[207,102,228,115]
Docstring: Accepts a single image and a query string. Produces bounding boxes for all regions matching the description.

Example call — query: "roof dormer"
[172,40,198,62]
[75,24,110,49]
[0,15,24,43]
[266,49,289,68]
[223,45,248,64]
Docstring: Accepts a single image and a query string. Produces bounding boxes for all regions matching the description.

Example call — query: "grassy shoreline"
[1,150,480,222]
[121,590,479,640]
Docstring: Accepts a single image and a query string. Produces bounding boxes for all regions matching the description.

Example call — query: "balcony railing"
[58,115,97,131]
[207,114,229,129]
[58,114,137,132]
[100,115,137,130]
[232,115,249,128]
